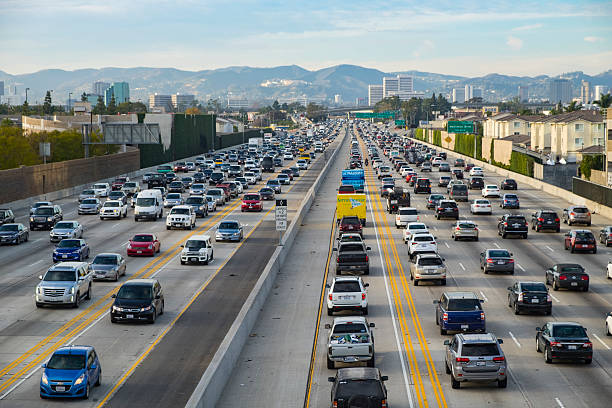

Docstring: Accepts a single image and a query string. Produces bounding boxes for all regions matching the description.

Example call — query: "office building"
[518,85,528,102]
[355,97,366,106]
[227,96,249,109]
[398,75,414,93]
[593,85,609,101]
[172,94,195,111]
[334,94,342,105]
[472,88,483,99]
[581,80,591,104]
[368,85,383,106]
[464,85,473,101]
[149,93,173,112]
[104,82,129,106]
[383,77,399,98]
[550,79,572,103]
[92,81,110,96]
[0,81,4,98]
[452,88,465,103]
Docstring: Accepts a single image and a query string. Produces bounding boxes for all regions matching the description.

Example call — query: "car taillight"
[442,312,448,322]
[547,294,552,302]
[504,222,508,226]
[438,207,443,211]
[456,227,461,230]
[336,256,340,263]
[480,312,485,320]
[365,255,369,262]
[570,212,575,216]
[329,293,332,301]
[381,399,388,408]
[550,341,562,347]
[587,212,591,216]
[581,275,589,281]
[508,259,514,263]
[559,275,567,280]
[555,218,560,222]
[456,357,469,363]
[493,356,505,362]
[332,401,338,408]
[517,293,524,302]
[538,217,544,222]
[486,258,494,263]
[362,293,366,300]
[583,342,592,348]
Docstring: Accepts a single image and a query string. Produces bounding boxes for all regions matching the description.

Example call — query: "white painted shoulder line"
[549,293,560,303]
[508,331,521,348]
[493,242,501,249]
[479,291,488,302]
[592,333,611,350]
[517,264,525,272]
[555,397,565,408]
[458,263,465,271]
[545,245,555,252]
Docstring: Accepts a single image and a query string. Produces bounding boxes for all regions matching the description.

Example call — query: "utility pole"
[25,87,30,104]
[68,92,72,113]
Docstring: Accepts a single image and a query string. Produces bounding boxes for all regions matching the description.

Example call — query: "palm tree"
[593,93,612,109]
[564,100,582,112]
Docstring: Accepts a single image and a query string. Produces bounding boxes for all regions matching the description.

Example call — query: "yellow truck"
[300,153,311,163]
[336,194,367,226]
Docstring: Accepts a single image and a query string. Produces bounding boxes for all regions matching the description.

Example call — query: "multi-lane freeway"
[221,123,612,408]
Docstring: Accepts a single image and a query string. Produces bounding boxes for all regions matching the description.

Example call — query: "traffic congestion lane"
[0,133,340,406]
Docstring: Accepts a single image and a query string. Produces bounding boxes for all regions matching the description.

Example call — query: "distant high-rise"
[594,85,610,101]
[355,97,366,106]
[472,88,483,99]
[383,77,399,98]
[104,82,129,106]
[334,94,342,104]
[172,94,195,111]
[464,85,473,101]
[92,81,110,96]
[452,88,465,103]
[149,93,173,111]
[518,85,529,102]
[368,85,383,106]
[0,81,4,97]
[580,80,591,104]
[549,79,572,103]
[227,96,249,109]
[398,75,414,93]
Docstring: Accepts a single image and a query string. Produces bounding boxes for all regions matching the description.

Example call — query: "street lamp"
[25,87,30,104]
[68,92,72,112]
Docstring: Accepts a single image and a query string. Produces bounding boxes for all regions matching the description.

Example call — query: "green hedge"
[579,154,604,180]
[490,150,535,177]
[415,128,425,141]
[453,133,483,159]
[432,130,441,147]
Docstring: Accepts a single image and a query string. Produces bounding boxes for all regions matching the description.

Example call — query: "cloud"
[506,36,523,50]
[512,23,543,31]
[584,36,603,42]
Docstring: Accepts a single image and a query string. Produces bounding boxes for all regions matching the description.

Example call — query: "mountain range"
[1,65,611,107]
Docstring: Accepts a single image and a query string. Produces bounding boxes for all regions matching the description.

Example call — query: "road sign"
[275,199,287,231]
[395,120,406,126]
[444,136,452,143]
[354,111,399,119]
[447,121,474,134]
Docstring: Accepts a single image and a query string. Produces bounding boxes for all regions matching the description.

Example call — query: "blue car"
[53,239,90,262]
[40,345,101,399]
[215,220,244,242]
[501,194,520,209]
[434,292,486,335]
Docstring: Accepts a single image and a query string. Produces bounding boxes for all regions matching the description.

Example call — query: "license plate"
[62,255,68,258]
[174,223,181,226]
[55,386,65,392]
[341,296,354,300]
[190,258,197,262]
[497,261,504,264]
[343,356,357,362]
[126,314,134,319]
[571,282,578,286]
[531,299,539,303]
[513,224,520,227]
[568,345,577,350]
[580,244,588,248]
[461,324,469,329]
[476,361,485,366]
[137,250,142,254]
[547,221,552,224]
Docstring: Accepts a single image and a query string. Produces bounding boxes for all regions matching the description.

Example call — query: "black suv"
[436,200,459,220]
[414,178,431,194]
[147,174,167,188]
[507,281,551,315]
[110,279,164,324]
[498,214,528,239]
[0,209,15,225]
[468,176,484,190]
[531,210,560,232]
[598,226,612,247]
[30,205,63,230]
[328,368,388,408]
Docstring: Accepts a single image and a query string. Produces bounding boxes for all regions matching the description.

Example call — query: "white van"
[180,235,213,265]
[134,189,163,221]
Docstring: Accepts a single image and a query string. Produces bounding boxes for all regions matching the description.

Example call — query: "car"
[407,233,437,260]
[435,200,459,220]
[531,210,560,232]
[297,159,308,169]
[157,164,173,174]
[78,189,97,203]
[267,179,282,194]
[99,200,128,220]
[414,178,431,194]
[142,173,154,183]
[380,183,395,197]
[189,183,207,195]
[277,173,291,185]
[283,153,293,160]
[564,229,597,253]
[167,181,185,193]
[186,161,196,171]
[500,193,520,209]
[90,253,126,281]
[147,174,167,189]
[395,207,418,228]
[288,167,300,178]
[337,233,364,244]
[193,172,206,183]
[326,276,369,315]
[216,220,244,242]
[78,198,102,215]
[452,168,464,179]
[536,322,592,364]
[501,178,517,190]
[121,181,140,196]
[36,262,92,308]
[92,183,111,197]
[452,221,479,241]
[421,161,432,172]
[244,172,257,184]
[166,205,196,230]
[0,223,29,245]
[338,184,356,195]
[53,239,90,262]
[127,234,161,256]
[333,241,371,275]
[470,199,492,214]
[469,167,484,177]
[30,205,63,230]
[562,205,591,226]
[410,253,446,285]
[498,214,528,238]
[338,216,363,237]
[449,183,469,202]
[439,162,451,172]
[108,191,128,205]
[454,158,465,167]
[111,176,129,191]
[480,248,514,274]
[110,279,164,324]
[180,235,214,265]
[467,176,484,190]
[204,195,217,212]
[435,291,486,335]
[235,177,249,189]
[403,222,429,243]
[545,263,589,291]
[173,162,188,172]
[507,281,552,315]
[438,175,451,187]
[327,368,388,407]
[426,193,445,210]
[325,317,376,369]
[241,193,263,212]
[30,201,53,215]
[598,226,612,246]
[207,188,226,206]
[209,171,225,185]
[50,221,83,242]
[163,193,184,208]
[184,195,209,217]
[40,345,101,399]
[482,185,501,198]
[444,333,507,389]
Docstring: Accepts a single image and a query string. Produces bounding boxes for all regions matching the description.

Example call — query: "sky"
[1,0,611,77]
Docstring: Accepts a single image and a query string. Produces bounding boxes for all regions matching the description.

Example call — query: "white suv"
[407,233,438,260]
[100,200,127,220]
[180,235,213,265]
[403,222,429,243]
[326,276,369,315]
[395,207,418,228]
[166,205,196,230]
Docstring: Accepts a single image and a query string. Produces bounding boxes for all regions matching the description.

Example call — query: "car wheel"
[502,232,507,239]
[367,354,375,367]
[149,309,157,324]
[606,323,611,336]
[327,356,335,369]
[536,338,541,352]
[160,301,164,315]
[570,246,575,253]
[553,280,559,291]
[414,279,419,286]
[451,375,460,389]
[544,346,552,363]
[83,383,90,400]
[180,260,186,265]
[593,247,597,254]
[440,326,447,335]
[95,370,101,386]
[327,307,333,316]
[484,268,488,274]
[514,302,520,315]
[73,292,80,308]
[445,360,451,374]
[440,279,446,286]
[498,378,508,388]
[86,285,91,300]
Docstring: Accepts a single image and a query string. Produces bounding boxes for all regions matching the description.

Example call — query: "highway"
[0,128,343,407]
[222,124,612,408]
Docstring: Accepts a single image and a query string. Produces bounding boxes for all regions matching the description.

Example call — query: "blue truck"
[434,292,486,335]
[341,169,365,193]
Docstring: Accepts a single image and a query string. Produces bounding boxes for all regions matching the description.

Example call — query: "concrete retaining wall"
[185,130,347,408]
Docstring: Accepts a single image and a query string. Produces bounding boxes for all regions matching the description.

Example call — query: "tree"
[117,102,147,114]
[43,91,52,115]
[272,100,281,111]
[306,102,327,122]
[22,100,30,116]
[107,94,117,115]
[564,100,582,112]
[81,92,88,102]
[594,93,612,109]
[185,107,201,115]
[93,95,106,115]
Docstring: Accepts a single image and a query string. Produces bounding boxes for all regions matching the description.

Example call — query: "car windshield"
[170,182,182,187]
[192,184,205,189]
[104,202,119,207]
[336,379,384,399]
[34,208,54,215]
[268,180,279,185]
[93,255,118,265]
[507,217,526,223]
[44,270,76,281]
[185,197,204,204]
[0,224,18,231]
[476,200,489,204]
[409,224,426,230]
[137,198,155,206]
[560,265,584,273]
[117,285,152,300]
[522,283,547,292]
[94,184,107,189]
[82,199,98,205]
[186,239,207,250]
[219,222,239,229]
[419,257,443,266]
[458,223,476,229]
[505,195,518,199]
[413,236,433,242]
[575,232,593,240]
[573,207,588,213]
[244,195,259,201]
[448,298,482,311]
[441,202,456,208]
[342,218,360,226]
[124,182,136,187]
[171,208,190,215]
[167,193,181,199]
[453,185,468,191]
[208,190,221,196]
[47,354,85,370]
[132,235,153,242]
[82,190,95,195]
[58,239,81,248]
[553,325,587,338]
[341,244,364,252]
[461,343,500,356]
[333,323,368,334]
[489,250,510,258]
[417,180,429,185]
[334,281,362,292]
[54,222,74,229]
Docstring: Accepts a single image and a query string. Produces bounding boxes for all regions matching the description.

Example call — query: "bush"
[580,154,604,180]
[432,130,441,147]
[415,128,425,141]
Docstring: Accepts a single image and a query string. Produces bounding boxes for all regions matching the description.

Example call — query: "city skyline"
[1,0,611,77]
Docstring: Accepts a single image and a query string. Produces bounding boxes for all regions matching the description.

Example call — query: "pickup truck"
[325,316,375,369]
[386,188,411,213]
[434,291,486,335]
[333,241,371,275]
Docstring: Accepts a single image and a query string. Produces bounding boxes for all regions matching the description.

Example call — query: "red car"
[241,193,263,212]
[112,176,129,191]
[127,233,161,257]
[564,230,597,254]
[173,162,188,172]
[216,183,232,201]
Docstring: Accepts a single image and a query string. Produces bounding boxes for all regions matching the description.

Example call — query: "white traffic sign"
[275,199,287,231]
